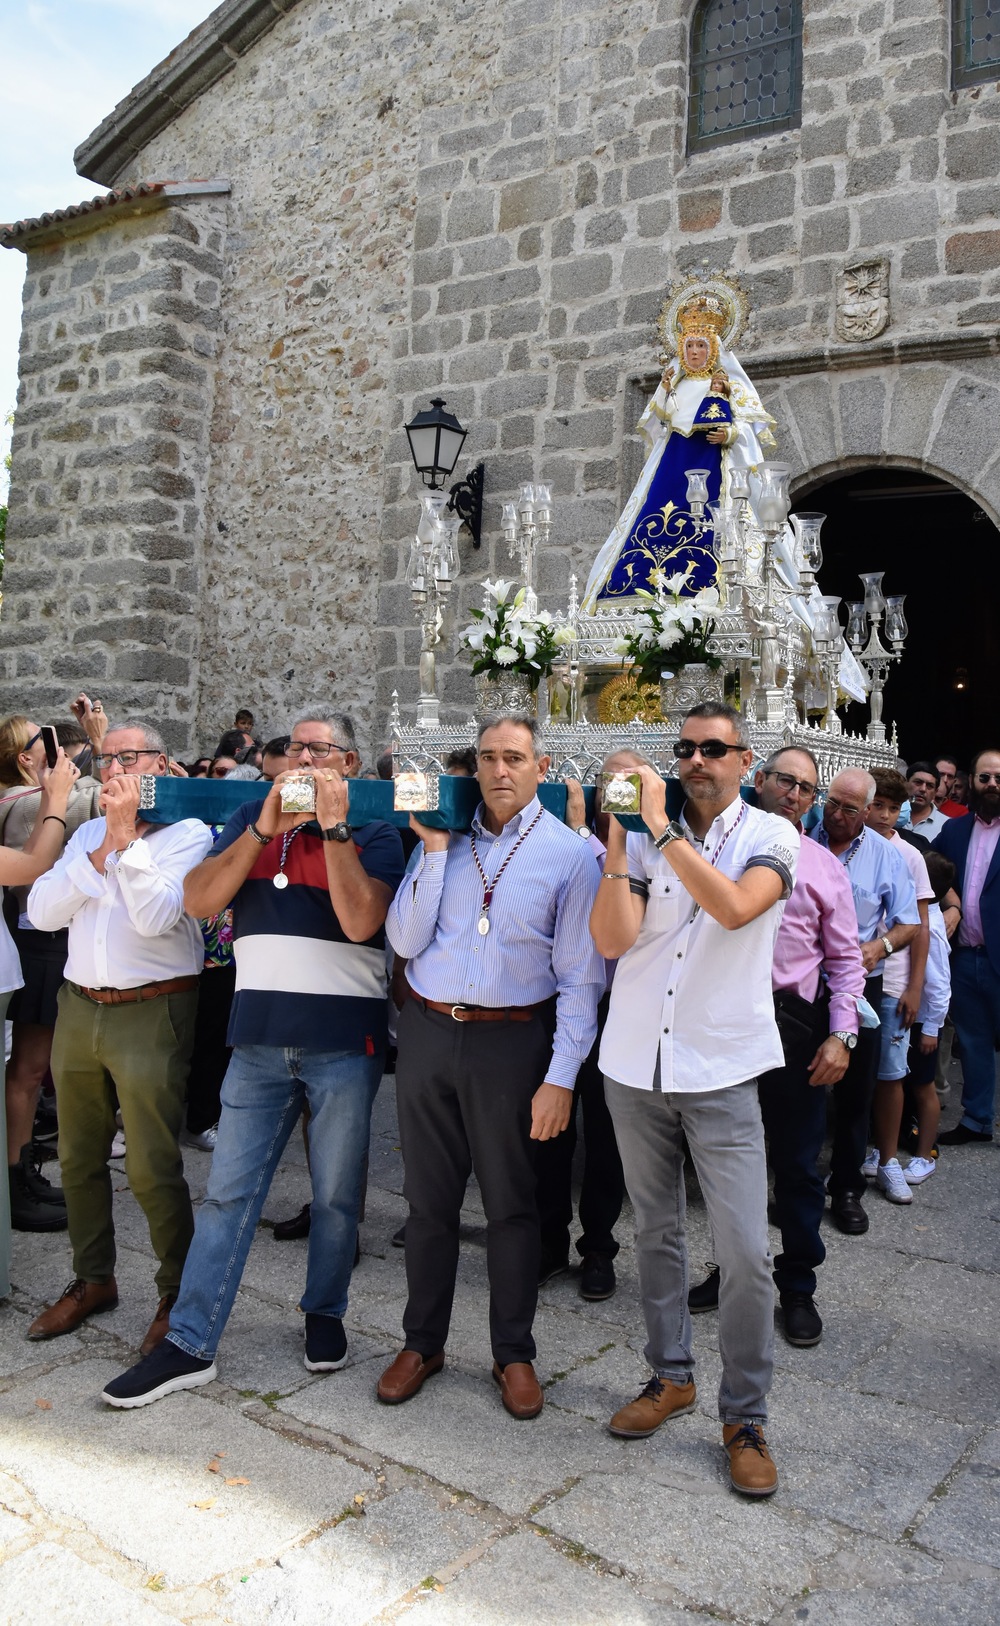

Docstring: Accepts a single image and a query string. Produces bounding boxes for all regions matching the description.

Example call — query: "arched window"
[953,0,1000,87]
[688,0,802,153]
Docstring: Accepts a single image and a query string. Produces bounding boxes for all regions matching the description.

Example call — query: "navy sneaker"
[102,1340,216,1408]
[304,1313,348,1372]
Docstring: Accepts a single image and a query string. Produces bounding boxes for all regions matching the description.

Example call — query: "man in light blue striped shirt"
[378,714,603,1421]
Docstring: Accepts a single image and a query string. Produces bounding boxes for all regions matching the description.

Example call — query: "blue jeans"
[878,989,912,1082]
[168,1045,382,1361]
[951,946,1000,1135]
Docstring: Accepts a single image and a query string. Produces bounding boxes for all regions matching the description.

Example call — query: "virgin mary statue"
[582,284,777,613]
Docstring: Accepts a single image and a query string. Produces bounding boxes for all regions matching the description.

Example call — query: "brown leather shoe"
[376,1348,445,1404]
[723,1422,779,1497]
[27,1278,119,1341]
[492,1360,544,1419]
[139,1293,177,1357]
[608,1374,697,1437]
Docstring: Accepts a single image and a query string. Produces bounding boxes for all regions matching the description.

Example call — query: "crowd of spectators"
[0,691,995,1501]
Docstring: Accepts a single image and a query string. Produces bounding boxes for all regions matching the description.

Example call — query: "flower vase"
[659,662,725,733]
[474,670,538,718]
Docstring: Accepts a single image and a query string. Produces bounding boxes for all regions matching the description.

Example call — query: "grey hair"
[105,719,166,754]
[477,713,547,760]
[291,710,358,753]
[683,701,750,750]
[830,767,877,807]
[763,744,820,779]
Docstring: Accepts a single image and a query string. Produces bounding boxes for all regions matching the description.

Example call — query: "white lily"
[463,629,486,651]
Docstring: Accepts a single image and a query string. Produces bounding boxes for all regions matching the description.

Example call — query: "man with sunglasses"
[24,722,213,1346]
[812,769,919,1233]
[592,703,798,1497]
[933,749,1000,1144]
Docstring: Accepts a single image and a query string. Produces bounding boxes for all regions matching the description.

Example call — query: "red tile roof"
[1,180,230,250]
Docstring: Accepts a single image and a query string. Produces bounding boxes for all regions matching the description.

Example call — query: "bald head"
[823,768,875,852]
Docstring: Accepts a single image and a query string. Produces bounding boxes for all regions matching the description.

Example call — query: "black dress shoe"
[780,1292,823,1346]
[538,1253,569,1286]
[688,1264,720,1312]
[391,1223,406,1248]
[829,1193,869,1234]
[579,1254,616,1301]
[938,1123,993,1145]
[273,1203,311,1241]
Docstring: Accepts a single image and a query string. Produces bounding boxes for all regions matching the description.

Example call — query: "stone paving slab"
[218,1481,501,1626]
[275,1357,627,1516]
[412,1530,712,1624]
[0,1359,374,1588]
[0,1543,190,1625]
[767,1576,1000,1625]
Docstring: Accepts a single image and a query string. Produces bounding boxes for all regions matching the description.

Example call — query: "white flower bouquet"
[614,567,722,685]
[459,579,571,691]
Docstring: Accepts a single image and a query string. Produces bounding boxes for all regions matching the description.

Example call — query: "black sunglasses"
[23,731,42,752]
[673,738,745,760]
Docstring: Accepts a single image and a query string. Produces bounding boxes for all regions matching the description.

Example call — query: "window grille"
[688,0,802,152]
[953,0,1000,87]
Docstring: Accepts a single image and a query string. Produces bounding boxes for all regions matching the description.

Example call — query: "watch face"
[576,824,591,839]
[334,822,352,842]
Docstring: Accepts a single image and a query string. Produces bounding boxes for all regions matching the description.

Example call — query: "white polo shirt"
[599,796,799,1092]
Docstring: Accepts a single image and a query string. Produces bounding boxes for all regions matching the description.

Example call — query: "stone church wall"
[2,196,226,748]
[4,0,1000,751]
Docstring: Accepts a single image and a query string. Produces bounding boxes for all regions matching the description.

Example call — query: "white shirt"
[0,915,24,996]
[27,817,213,989]
[882,832,933,999]
[600,797,799,1092]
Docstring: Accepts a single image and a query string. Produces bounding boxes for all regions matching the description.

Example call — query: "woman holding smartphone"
[0,716,92,1235]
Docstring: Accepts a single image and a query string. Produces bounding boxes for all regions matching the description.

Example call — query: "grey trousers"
[605,1077,773,1424]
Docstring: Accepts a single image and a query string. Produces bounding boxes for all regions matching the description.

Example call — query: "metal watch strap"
[653,820,685,851]
[831,1030,857,1050]
[881,934,894,956]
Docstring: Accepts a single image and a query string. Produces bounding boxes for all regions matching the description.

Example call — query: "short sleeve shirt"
[213,803,405,1052]
[883,831,933,998]
[599,797,799,1092]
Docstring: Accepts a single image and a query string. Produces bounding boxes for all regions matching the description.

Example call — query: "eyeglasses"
[762,769,817,799]
[976,772,1000,785]
[22,731,42,752]
[673,738,745,760]
[285,741,351,759]
[94,749,162,770]
[824,796,863,820]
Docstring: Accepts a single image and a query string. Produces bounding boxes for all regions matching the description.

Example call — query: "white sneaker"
[904,1156,937,1185]
[861,1147,879,1180]
[876,1158,912,1204]
[109,1130,126,1160]
[182,1125,218,1152]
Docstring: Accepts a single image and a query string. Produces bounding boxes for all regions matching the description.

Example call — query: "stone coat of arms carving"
[836,258,890,342]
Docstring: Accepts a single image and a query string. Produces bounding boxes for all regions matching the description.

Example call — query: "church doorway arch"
[790,464,997,766]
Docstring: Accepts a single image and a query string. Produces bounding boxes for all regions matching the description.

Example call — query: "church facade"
[2,0,998,755]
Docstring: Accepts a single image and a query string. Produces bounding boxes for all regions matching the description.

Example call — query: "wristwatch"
[575,824,591,840]
[880,934,895,957]
[653,820,686,851]
[830,1030,857,1050]
[319,822,352,843]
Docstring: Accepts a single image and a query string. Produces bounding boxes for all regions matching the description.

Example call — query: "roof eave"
[74,0,304,188]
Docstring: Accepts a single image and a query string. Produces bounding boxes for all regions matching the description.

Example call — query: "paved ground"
[1,1070,999,1626]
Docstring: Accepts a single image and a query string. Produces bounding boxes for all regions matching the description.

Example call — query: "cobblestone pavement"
[1,1072,998,1626]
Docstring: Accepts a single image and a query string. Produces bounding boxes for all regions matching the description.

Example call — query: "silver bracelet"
[602,871,629,880]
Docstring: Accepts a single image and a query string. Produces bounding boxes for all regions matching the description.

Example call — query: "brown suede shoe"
[376,1348,445,1404]
[27,1278,119,1341]
[723,1423,779,1497]
[139,1294,178,1358]
[608,1374,697,1438]
[492,1360,544,1419]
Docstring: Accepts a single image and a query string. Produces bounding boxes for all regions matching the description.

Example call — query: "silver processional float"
[390,274,904,824]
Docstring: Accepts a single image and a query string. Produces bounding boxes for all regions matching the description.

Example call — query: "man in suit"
[934,749,1000,1144]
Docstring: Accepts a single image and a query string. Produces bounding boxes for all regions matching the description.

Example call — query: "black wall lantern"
[404,397,485,547]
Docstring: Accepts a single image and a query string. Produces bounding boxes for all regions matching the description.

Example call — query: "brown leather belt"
[409,990,547,1024]
[71,976,198,1006]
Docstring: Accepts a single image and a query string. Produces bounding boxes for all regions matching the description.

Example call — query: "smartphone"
[41,726,59,770]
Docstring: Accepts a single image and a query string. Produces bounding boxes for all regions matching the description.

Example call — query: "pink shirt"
[959,817,1000,948]
[772,833,865,1034]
